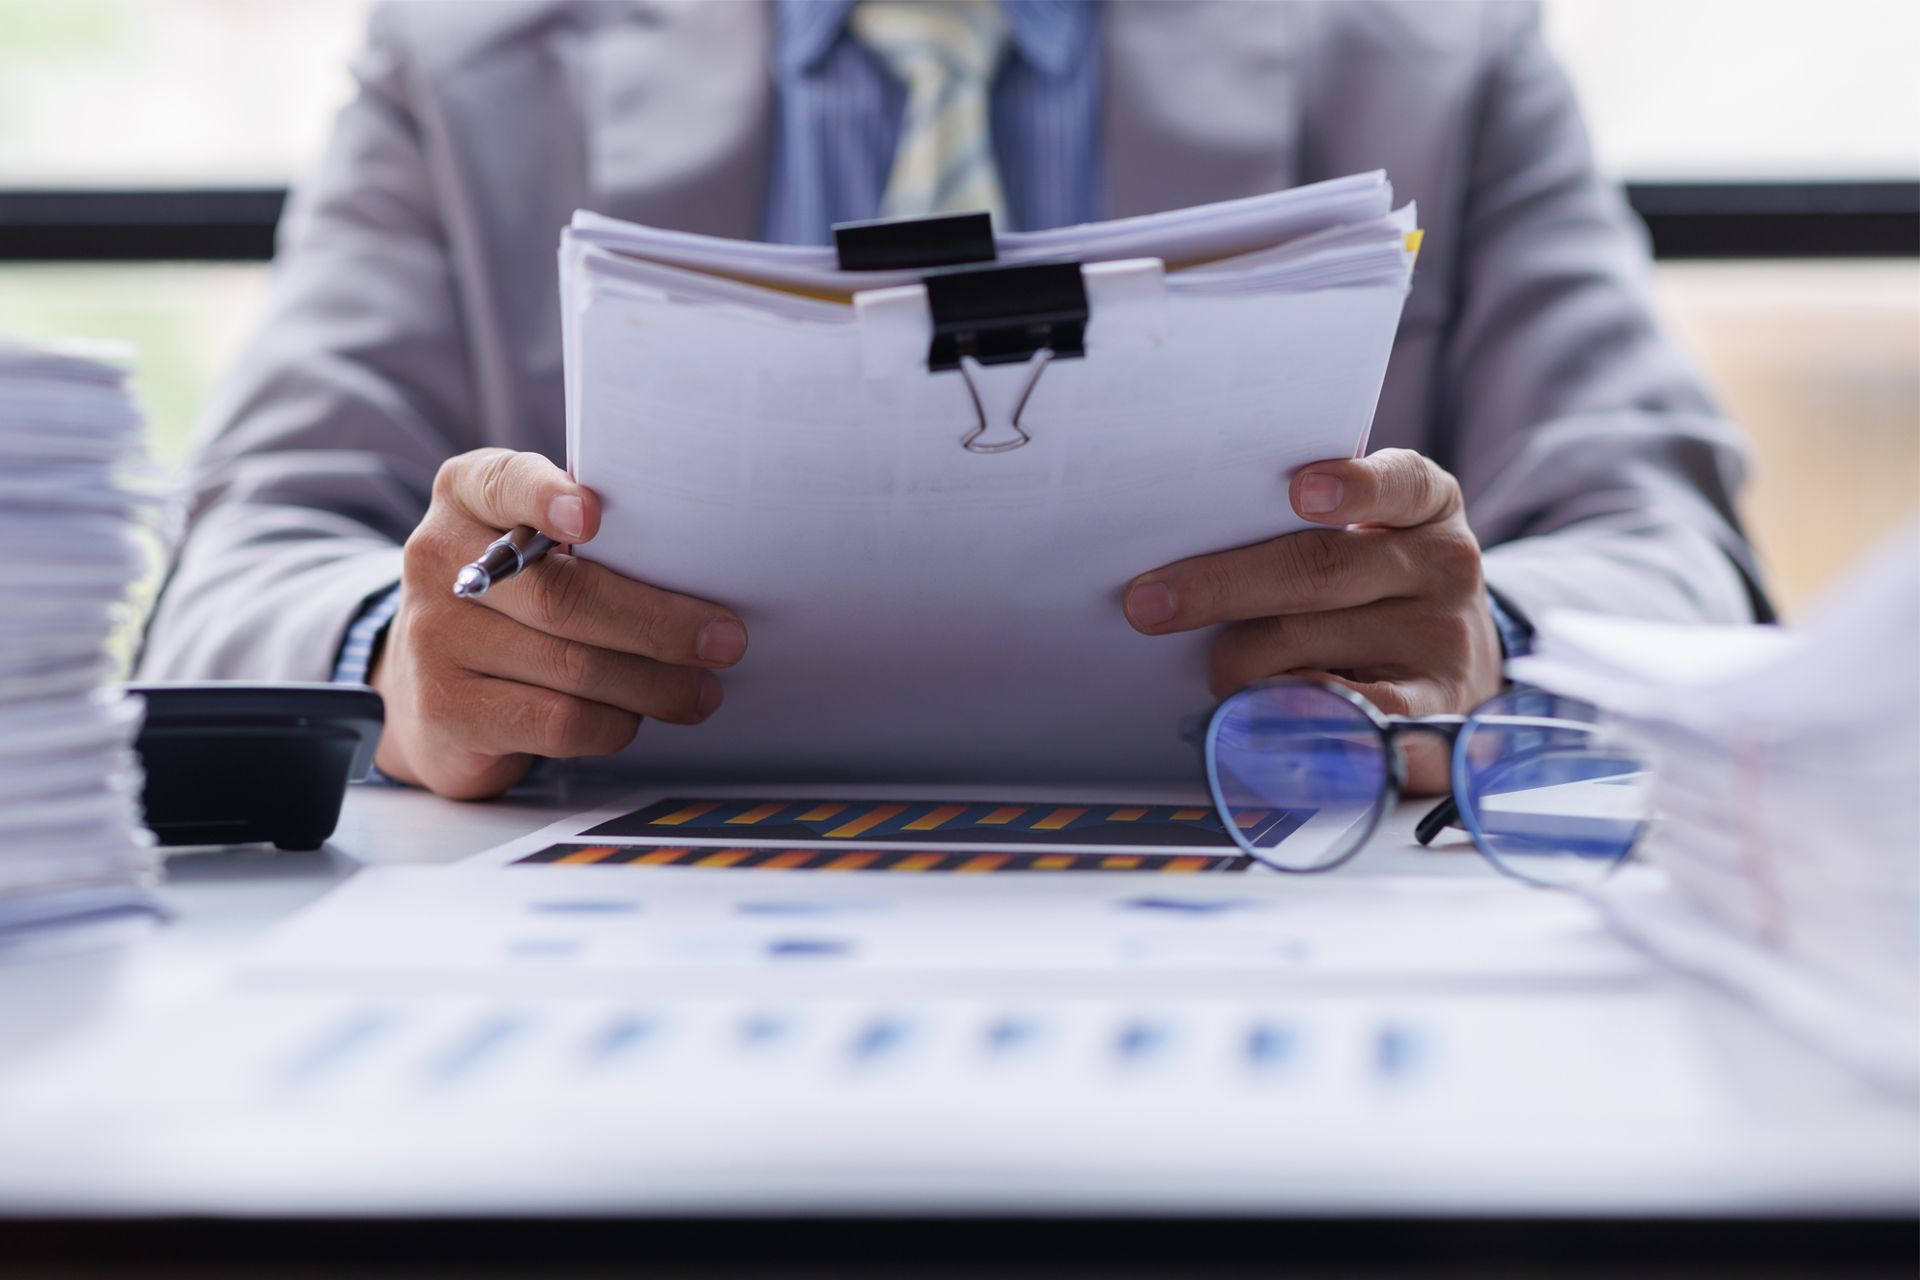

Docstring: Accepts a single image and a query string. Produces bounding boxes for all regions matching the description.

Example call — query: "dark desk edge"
[0,1213,1914,1272]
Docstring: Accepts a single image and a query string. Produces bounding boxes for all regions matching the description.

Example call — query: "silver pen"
[451,526,556,600]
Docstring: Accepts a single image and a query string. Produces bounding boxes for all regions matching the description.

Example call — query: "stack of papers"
[0,342,161,948]
[1510,527,1920,1093]
[560,173,1418,783]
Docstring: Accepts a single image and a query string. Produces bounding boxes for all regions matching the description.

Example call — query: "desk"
[1,770,1914,1274]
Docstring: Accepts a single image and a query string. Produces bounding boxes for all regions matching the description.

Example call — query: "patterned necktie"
[849,0,1011,229]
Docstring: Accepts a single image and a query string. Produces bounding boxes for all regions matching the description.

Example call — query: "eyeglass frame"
[1180,677,1640,881]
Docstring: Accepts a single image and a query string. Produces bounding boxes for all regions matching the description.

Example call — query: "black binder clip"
[833,210,997,271]
[924,261,1087,453]
[833,212,1088,454]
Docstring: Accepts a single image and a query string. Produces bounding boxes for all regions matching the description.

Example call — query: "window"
[0,0,369,460]
[1545,0,1920,182]
[0,0,368,186]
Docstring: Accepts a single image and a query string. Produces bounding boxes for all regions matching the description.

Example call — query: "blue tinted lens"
[1453,688,1647,887]
[1205,683,1389,871]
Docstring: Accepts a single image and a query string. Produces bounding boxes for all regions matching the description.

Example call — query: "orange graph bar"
[1032,854,1076,870]
[633,848,691,865]
[819,851,881,871]
[1234,809,1272,829]
[1033,806,1088,831]
[652,802,720,827]
[1109,807,1148,822]
[555,845,622,865]
[891,853,943,872]
[1163,857,1209,873]
[694,849,754,867]
[824,803,908,839]
[903,804,968,832]
[796,803,847,822]
[726,803,787,826]
[760,851,816,869]
[1100,855,1143,870]
[1170,807,1208,821]
[956,854,1008,873]
[979,806,1026,825]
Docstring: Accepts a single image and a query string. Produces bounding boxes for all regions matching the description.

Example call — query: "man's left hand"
[1123,448,1505,793]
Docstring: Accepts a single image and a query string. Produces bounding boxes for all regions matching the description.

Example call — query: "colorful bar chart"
[582,798,1307,849]
[513,843,1256,873]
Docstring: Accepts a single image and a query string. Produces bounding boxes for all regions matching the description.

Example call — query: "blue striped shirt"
[333,583,401,687]
[763,0,1104,243]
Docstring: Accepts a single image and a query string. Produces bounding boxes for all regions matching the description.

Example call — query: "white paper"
[0,343,159,933]
[245,862,1648,991]
[566,169,1398,295]
[11,789,1912,1214]
[0,831,1761,1215]
[1508,526,1920,1094]
[561,181,1415,783]
[1,977,1775,1217]
[227,786,1648,992]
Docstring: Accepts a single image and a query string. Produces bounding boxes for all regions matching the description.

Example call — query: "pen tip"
[452,566,489,600]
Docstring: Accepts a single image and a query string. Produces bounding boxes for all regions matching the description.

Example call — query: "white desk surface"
[0,769,1914,1223]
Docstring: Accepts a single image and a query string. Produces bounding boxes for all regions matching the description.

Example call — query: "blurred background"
[1,0,1916,616]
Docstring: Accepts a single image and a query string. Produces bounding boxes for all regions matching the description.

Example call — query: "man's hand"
[1123,449,1504,793]
[369,448,747,800]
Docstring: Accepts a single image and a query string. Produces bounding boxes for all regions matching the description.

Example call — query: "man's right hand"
[368,448,747,799]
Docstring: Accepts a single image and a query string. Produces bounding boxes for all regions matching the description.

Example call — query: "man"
[140,0,1768,799]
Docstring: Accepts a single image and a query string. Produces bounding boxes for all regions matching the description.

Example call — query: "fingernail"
[548,493,585,541]
[1125,580,1176,628]
[696,672,724,719]
[697,618,747,666]
[1298,472,1343,515]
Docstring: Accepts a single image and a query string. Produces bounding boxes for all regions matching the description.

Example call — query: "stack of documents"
[0,342,160,948]
[560,172,1418,783]
[1509,527,1920,1093]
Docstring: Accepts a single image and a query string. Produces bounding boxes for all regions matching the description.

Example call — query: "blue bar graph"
[428,1014,528,1084]
[1374,1022,1430,1082]
[850,1016,914,1064]
[1115,1019,1172,1064]
[1244,1021,1299,1072]
[281,1007,392,1085]
[984,1016,1043,1056]
[587,1015,658,1063]
[739,1012,792,1049]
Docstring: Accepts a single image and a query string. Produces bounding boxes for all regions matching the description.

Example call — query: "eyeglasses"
[1188,679,1649,886]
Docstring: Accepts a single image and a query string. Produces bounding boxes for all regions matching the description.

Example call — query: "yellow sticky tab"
[1404,228,1425,258]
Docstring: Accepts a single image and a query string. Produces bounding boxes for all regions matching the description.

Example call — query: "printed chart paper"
[0,980,1777,1218]
[453,784,1372,870]
[583,796,1300,847]
[247,862,1648,988]
[513,844,1254,874]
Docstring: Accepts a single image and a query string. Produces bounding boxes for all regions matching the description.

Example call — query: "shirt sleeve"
[1486,587,1533,660]
[330,583,402,686]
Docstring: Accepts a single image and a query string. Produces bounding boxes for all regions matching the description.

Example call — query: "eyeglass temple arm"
[1415,796,1459,847]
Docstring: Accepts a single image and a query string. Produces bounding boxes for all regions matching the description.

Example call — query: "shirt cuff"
[1487,587,1534,660]
[331,584,402,685]
[331,584,401,785]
